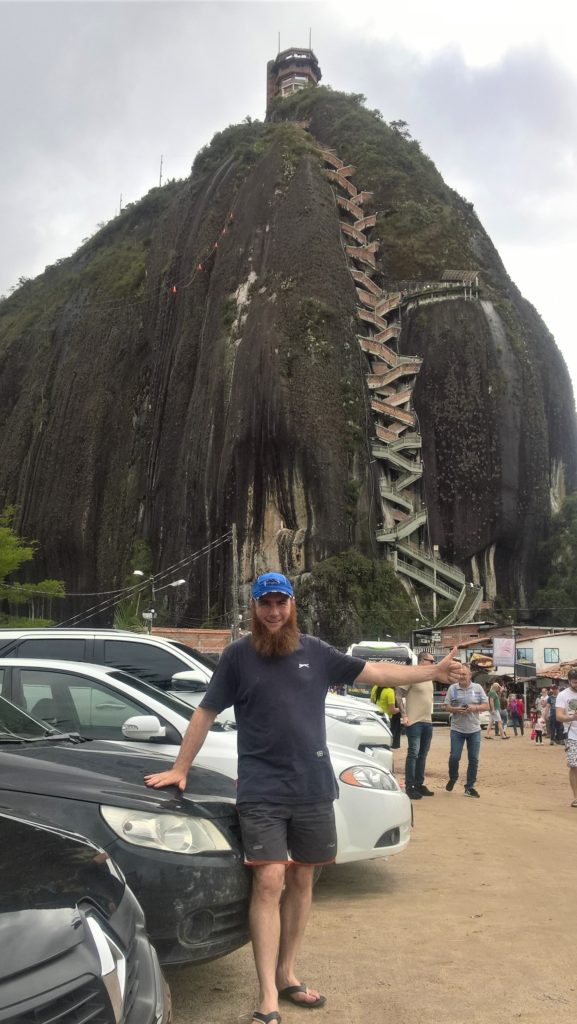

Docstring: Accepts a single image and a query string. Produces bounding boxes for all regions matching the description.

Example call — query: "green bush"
[297,549,415,648]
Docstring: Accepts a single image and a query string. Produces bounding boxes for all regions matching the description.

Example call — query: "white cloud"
[0,1,575,405]
[326,0,577,70]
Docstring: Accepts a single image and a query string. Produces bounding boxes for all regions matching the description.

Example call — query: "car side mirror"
[170,670,208,691]
[122,715,166,741]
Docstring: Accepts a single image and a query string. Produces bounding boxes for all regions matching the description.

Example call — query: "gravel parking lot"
[166,726,577,1024]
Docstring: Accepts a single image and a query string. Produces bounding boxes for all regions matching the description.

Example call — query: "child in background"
[530,704,537,727]
[534,715,545,743]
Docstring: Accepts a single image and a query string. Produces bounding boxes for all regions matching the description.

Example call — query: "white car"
[0,629,394,771]
[0,658,411,865]
[172,673,395,773]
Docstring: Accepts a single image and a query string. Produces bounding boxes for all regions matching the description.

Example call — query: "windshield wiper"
[0,729,87,744]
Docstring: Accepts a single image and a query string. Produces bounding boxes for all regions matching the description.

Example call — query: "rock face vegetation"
[0,88,575,629]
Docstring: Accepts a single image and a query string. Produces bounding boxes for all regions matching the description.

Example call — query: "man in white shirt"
[555,668,577,807]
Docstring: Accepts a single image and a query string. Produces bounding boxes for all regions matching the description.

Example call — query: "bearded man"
[145,572,461,1024]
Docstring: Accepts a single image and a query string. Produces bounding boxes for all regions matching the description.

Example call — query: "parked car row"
[0,692,250,966]
[0,627,413,1020]
[0,810,172,1023]
[0,656,410,871]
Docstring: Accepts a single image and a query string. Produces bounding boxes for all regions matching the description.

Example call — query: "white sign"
[493,636,515,666]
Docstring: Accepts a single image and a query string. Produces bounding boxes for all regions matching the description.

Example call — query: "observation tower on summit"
[266,47,321,114]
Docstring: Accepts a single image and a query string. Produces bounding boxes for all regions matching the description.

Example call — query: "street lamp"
[133,571,185,633]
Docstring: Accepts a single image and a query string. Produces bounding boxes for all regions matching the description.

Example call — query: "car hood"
[0,907,85,980]
[0,740,238,817]
[0,813,128,981]
[0,813,125,914]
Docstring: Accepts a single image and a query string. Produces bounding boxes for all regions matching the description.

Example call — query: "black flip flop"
[252,1013,281,1024]
[279,985,326,1009]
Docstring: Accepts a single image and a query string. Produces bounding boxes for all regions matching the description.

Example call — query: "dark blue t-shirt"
[199,634,365,804]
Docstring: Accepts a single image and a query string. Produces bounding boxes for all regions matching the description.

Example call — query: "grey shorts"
[566,738,577,769]
[490,711,501,723]
[236,801,337,865]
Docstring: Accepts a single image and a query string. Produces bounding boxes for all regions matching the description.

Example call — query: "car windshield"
[0,694,61,740]
[350,646,411,662]
[165,641,219,668]
[106,668,210,719]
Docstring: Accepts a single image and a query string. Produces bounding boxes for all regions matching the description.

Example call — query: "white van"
[344,641,417,698]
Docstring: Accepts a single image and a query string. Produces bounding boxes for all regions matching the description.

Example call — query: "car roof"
[0,657,121,671]
[0,628,184,641]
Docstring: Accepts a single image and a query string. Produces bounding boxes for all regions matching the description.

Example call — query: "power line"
[0,583,125,597]
[56,531,232,628]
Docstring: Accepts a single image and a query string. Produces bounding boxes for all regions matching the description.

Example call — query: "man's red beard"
[251,602,300,657]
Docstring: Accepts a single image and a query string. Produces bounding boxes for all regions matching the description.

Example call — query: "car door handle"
[95,703,125,709]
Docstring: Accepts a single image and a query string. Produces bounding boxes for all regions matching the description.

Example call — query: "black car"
[0,695,250,965]
[0,811,171,1023]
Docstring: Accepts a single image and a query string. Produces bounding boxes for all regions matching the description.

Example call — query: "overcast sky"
[1,0,576,397]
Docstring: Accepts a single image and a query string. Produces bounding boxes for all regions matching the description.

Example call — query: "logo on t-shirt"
[299,663,310,669]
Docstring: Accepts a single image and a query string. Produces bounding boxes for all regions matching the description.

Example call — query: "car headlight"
[339,766,399,791]
[100,807,231,853]
[325,708,377,726]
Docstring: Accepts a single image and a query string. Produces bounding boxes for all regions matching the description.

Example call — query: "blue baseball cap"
[252,572,294,600]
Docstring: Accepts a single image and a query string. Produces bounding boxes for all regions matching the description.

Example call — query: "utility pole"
[432,545,439,623]
[231,523,240,640]
[150,574,156,635]
[159,155,163,188]
[119,193,123,214]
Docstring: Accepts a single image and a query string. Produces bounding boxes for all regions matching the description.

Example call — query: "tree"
[297,549,415,648]
[389,119,412,139]
[532,493,577,625]
[0,507,65,625]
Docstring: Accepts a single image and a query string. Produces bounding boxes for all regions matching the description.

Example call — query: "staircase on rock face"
[320,146,483,624]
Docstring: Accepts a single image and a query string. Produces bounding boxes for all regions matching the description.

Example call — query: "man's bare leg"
[570,766,577,800]
[249,863,286,1017]
[275,864,323,1006]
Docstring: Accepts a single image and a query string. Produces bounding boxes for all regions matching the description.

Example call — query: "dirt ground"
[166,727,577,1024]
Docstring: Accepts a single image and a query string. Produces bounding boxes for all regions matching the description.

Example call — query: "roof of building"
[440,270,479,284]
[514,630,577,643]
[523,659,577,681]
[456,637,494,649]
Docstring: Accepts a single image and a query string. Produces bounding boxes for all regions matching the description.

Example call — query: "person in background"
[530,704,538,727]
[401,652,435,800]
[371,683,396,720]
[509,693,525,737]
[536,687,549,722]
[555,669,577,807]
[371,683,403,749]
[445,661,490,797]
[486,679,509,740]
[546,684,563,744]
[497,681,509,737]
[534,714,545,743]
